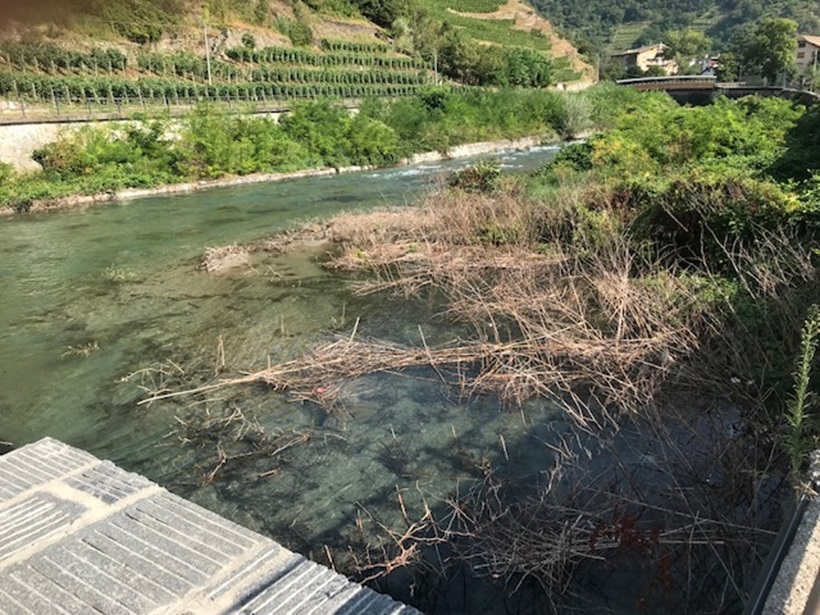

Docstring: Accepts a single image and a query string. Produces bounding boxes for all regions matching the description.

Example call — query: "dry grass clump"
[184,179,812,420]
[168,185,723,420]
[232,244,711,419]
[200,244,251,274]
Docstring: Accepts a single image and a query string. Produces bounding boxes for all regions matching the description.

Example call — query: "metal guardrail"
[0,87,476,125]
[0,96,294,124]
[616,75,718,85]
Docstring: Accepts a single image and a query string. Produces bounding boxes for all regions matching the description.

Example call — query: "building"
[796,34,820,70]
[611,43,678,76]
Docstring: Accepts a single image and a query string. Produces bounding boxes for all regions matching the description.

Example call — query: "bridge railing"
[615,75,718,86]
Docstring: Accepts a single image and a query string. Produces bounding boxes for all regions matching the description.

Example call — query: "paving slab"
[0,438,419,615]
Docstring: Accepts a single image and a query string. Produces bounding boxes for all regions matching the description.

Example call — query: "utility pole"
[203,6,213,86]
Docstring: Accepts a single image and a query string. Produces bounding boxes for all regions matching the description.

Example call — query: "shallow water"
[0,146,571,610]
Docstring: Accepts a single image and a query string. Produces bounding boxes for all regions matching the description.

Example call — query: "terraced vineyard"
[0,38,437,109]
[415,0,584,82]
[419,0,553,51]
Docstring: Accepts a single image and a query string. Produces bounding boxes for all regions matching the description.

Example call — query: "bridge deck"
[0,437,417,615]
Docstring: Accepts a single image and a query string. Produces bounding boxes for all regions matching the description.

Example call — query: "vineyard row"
[0,43,430,77]
[0,73,437,103]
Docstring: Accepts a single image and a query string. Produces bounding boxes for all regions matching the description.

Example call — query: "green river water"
[1,147,591,612]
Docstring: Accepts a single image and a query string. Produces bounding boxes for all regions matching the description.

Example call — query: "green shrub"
[288,20,314,47]
[347,115,400,167]
[241,33,256,49]
[629,171,810,265]
[448,159,502,194]
[544,141,594,172]
[279,99,351,168]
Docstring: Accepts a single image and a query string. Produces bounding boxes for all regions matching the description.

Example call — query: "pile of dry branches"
[184,188,723,418]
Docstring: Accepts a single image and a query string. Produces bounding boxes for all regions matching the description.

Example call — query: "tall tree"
[751,17,798,82]
[664,28,711,72]
[730,17,798,83]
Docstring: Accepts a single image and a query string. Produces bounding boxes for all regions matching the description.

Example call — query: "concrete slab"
[0,438,419,615]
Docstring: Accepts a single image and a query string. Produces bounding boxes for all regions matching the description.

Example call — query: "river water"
[1,146,589,611]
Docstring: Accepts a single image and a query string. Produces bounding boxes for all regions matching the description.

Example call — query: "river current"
[0,146,584,612]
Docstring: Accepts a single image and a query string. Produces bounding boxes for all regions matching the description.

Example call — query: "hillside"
[529,0,820,51]
[0,0,590,113]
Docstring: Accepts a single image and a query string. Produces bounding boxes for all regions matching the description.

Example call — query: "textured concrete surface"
[0,438,418,614]
[762,498,820,615]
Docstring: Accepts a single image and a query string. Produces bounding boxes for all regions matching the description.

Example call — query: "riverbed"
[0,145,579,612]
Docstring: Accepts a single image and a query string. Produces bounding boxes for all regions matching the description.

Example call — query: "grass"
[417,0,552,52]
[438,0,505,12]
[447,15,552,50]
[609,21,649,51]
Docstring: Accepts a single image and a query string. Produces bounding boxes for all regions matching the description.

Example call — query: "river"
[1,146,585,612]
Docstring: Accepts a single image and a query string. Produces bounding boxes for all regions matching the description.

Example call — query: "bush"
[288,20,314,47]
[628,171,810,265]
[241,33,256,49]
[279,99,351,168]
[177,106,311,178]
[448,159,503,194]
[347,115,400,167]
[543,140,594,173]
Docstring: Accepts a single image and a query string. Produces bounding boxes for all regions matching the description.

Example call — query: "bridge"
[616,75,820,105]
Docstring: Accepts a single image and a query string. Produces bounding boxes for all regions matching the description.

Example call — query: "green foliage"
[435,32,554,87]
[287,20,314,47]
[102,0,182,44]
[302,0,360,17]
[0,162,14,186]
[177,106,312,177]
[350,0,412,28]
[0,42,128,73]
[241,33,256,49]
[770,105,820,181]
[527,92,818,277]
[529,0,819,52]
[447,158,503,193]
[727,17,798,83]
[663,28,711,71]
[784,305,820,476]
[279,99,351,167]
[629,170,808,263]
[544,140,594,172]
[590,95,802,171]
[438,0,502,11]
[346,114,401,166]
[253,0,269,24]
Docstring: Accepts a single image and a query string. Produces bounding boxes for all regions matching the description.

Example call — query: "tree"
[730,17,798,84]
[752,17,798,83]
[351,0,412,28]
[664,28,711,73]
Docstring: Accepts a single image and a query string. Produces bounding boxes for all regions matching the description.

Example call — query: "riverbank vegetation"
[0,86,620,212]
[193,91,819,612]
